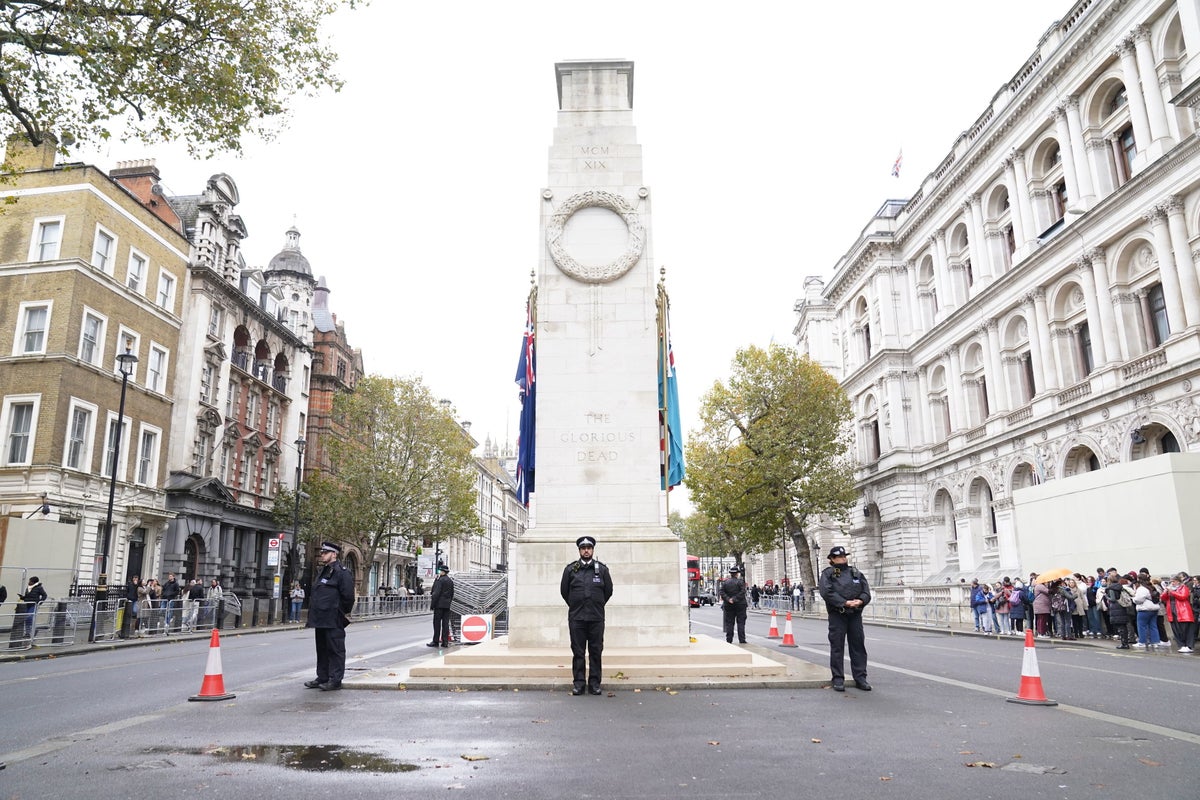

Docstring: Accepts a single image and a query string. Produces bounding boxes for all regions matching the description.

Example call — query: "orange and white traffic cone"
[779,612,798,647]
[766,609,781,639]
[1006,629,1057,706]
[189,629,236,702]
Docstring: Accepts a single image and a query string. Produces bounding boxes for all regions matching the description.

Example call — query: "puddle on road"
[146,744,418,773]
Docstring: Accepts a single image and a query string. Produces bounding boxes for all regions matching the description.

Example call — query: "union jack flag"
[514,296,536,505]
[891,149,903,178]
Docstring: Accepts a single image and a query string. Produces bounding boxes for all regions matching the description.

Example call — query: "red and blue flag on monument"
[514,294,537,505]
[658,294,685,490]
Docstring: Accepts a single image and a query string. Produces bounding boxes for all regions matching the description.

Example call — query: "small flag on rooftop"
[891,149,903,178]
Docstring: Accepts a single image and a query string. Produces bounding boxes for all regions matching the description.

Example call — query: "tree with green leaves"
[685,344,858,591]
[0,0,361,157]
[302,375,481,594]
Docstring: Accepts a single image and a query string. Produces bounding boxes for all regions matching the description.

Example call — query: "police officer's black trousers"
[568,619,605,690]
[827,610,868,683]
[432,607,452,645]
[314,626,347,684]
[723,603,747,643]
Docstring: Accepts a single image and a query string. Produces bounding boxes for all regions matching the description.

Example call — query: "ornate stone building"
[794,0,1200,586]
[159,174,312,593]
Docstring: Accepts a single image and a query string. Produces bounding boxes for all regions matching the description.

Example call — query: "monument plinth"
[507,60,689,649]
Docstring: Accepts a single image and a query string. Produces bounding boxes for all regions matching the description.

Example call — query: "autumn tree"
[304,375,481,594]
[685,344,858,591]
[0,0,360,156]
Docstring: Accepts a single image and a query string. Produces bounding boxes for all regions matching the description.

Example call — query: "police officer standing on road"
[304,541,355,691]
[818,545,872,692]
[719,566,748,643]
[427,564,454,648]
[560,536,614,695]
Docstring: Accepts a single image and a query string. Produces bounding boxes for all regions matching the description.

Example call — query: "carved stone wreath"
[546,190,644,283]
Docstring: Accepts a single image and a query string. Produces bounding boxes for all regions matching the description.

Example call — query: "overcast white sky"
[85,0,1062,509]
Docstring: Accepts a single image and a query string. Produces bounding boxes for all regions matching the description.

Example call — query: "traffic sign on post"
[459,614,494,643]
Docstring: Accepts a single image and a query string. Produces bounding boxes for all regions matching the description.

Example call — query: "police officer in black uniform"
[427,564,454,648]
[719,566,748,643]
[818,545,872,692]
[560,536,614,695]
[304,541,356,691]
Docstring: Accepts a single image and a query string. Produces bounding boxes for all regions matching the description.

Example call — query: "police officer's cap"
[576,536,596,549]
[320,541,341,554]
[828,546,848,559]
[438,564,449,573]
[728,566,740,574]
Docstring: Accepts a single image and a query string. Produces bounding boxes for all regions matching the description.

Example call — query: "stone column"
[1030,289,1059,391]
[916,366,932,446]
[1063,96,1096,202]
[885,371,907,449]
[1001,157,1026,247]
[1087,247,1122,364]
[1146,204,1189,333]
[932,231,954,312]
[1051,106,1081,203]
[1075,258,1108,366]
[1164,196,1200,327]
[946,345,964,433]
[903,261,923,335]
[875,266,899,348]
[965,194,992,282]
[1115,37,1153,155]
[984,319,1007,413]
[1010,151,1036,246]
[1132,26,1172,145]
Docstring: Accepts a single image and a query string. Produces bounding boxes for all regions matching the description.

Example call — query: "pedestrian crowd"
[966,567,1198,653]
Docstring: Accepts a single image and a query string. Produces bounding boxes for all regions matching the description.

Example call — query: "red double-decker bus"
[686,555,702,607]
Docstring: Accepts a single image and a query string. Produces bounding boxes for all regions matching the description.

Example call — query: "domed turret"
[266,225,312,277]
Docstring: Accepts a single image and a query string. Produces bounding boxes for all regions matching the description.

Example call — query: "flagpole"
[656,271,670,513]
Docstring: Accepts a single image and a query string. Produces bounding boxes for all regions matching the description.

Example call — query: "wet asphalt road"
[2,608,1197,798]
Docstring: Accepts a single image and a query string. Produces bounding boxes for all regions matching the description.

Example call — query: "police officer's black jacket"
[719,576,747,605]
[819,564,872,614]
[560,559,613,622]
[431,574,454,610]
[307,559,355,629]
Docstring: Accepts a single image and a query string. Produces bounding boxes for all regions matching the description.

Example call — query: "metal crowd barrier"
[352,594,431,619]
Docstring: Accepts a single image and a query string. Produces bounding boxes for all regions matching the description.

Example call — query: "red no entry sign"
[460,614,493,643]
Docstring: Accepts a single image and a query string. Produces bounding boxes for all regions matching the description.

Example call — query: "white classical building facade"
[795,0,1200,586]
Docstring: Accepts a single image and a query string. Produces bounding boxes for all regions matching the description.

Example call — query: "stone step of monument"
[408,660,788,679]
[437,647,766,668]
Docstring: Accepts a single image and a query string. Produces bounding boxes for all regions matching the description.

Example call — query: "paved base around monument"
[343,633,827,691]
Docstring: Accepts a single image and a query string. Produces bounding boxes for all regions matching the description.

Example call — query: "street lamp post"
[288,437,305,622]
[89,342,138,642]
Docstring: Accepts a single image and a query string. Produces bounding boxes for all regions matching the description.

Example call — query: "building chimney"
[4,133,58,171]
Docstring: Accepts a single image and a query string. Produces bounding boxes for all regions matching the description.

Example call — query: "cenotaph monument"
[506,60,689,649]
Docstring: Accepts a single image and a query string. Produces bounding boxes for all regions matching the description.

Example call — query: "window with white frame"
[219,445,230,483]
[113,329,140,381]
[208,305,224,338]
[29,217,64,261]
[156,269,176,310]
[194,432,212,475]
[14,301,51,355]
[92,226,117,274]
[246,392,259,428]
[78,309,106,366]
[136,425,161,486]
[200,362,214,403]
[103,413,131,480]
[146,344,168,393]
[64,400,97,471]
[2,396,40,466]
[127,249,148,293]
[239,448,253,491]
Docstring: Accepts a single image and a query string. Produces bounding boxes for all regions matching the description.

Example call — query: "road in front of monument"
[1,609,1196,798]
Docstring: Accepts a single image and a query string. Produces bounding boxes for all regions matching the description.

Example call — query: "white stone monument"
[507,60,689,649]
